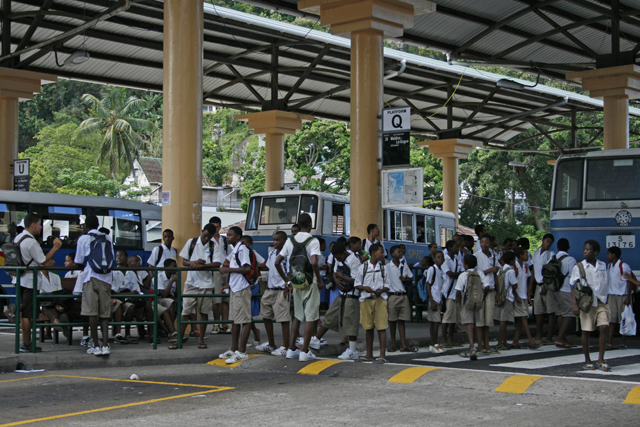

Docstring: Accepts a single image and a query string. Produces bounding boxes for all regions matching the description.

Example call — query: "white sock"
[349,341,357,352]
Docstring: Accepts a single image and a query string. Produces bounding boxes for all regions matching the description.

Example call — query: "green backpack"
[496,270,508,307]
[463,271,485,311]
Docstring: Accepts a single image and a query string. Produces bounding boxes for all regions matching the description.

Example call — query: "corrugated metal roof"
[137,157,214,187]
[1,0,632,155]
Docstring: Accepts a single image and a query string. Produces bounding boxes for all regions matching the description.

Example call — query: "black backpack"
[289,237,315,290]
[1,234,34,268]
[87,232,114,274]
[188,237,214,263]
[542,255,569,292]
[336,259,354,293]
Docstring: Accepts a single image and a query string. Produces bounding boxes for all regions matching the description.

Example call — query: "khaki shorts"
[426,301,441,323]
[293,280,320,323]
[482,290,496,327]
[513,299,529,318]
[81,278,111,319]
[322,295,360,336]
[499,300,514,323]
[260,288,291,323]
[151,302,168,317]
[553,291,575,318]
[110,298,123,316]
[230,287,252,325]
[157,298,174,309]
[360,297,388,330]
[608,294,626,324]
[460,304,484,326]
[534,286,556,315]
[442,299,460,324]
[212,271,228,305]
[182,284,213,316]
[388,294,411,322]
[580,300,610,332]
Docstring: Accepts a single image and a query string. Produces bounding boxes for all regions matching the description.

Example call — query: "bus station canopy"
[2,0,639,153]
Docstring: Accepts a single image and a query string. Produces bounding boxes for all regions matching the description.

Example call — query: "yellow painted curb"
[624,385,640,405]
[388,367,439,384]
[298,360,345,375]
[495,375,543,394]
[206,354,262,368]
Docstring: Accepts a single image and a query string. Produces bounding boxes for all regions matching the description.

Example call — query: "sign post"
[13,159,30,192]
[382,107,411,167]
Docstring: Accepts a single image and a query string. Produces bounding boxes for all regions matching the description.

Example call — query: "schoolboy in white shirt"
[455,255,485,360]
[425,251,446,353]
[496,251,517,351]
[606,246,631,350]
[532,233,556,344]
[387,246,415,353]
[553,238,578,348]
[511,248,541,350]
[356,244,390,363]
[441,240,462,348]
[209,216,232,334]
[255,231,291,356]
[474,234,500,354]
[570,240,610,371]
[147,229,177,287]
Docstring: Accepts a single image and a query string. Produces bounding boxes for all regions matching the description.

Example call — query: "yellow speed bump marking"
[298,360,344,375]
[624,385,640,405]
[495,375,543,394]
[207,354,263,368]
[388,367,439,384]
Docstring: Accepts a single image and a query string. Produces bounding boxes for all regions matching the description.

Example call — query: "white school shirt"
[556,251,577,293]
[280,232,321,260]
[75,230,113,286]
[147,244,177,268]
[179,237,215,289]
[570,260,608,306]
[212,235,230,264]
[334,252,363,296]
[501,265,517,302]
[122,271,142,293]
[157,271,176,293]
[111,270,126,292]
[65,270,84,295]
[424,264,444,304]
[355,260,390,303]
[228,243,251,293]
[532,247,555,284]
[608,260,632,296]
[474,250,497,289]
[385,260,413,293]
[454,268,488,293]
[474,240,481,254]
[266,248,288,289]
[11,230,46,290]
[515,260,529,301]
[137,270,149,288]
[40,272,62,294]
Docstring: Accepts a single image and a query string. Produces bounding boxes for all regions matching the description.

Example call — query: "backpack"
[188,237,214,263]
[87,232,114,274]
[542,255,569,292]
[496,269,508,306]
[361,260,386,293]
[235,244,259,285]
[1,234,34,268]
[289,236,315,290]
[463,270,485,311]
[336,259,355,293]
[572,262,594,313]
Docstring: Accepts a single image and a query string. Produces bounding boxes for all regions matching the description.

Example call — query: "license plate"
[606,235,636,249]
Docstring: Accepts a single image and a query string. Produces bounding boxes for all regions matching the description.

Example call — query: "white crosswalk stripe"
[490,349,640,370]
[412,344,565,364]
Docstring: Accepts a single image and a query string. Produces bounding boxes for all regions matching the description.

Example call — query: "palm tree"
[77,86,155,180]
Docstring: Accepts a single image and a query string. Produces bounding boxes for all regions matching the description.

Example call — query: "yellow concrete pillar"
[567,65,640,150]
[298,0,435,239]
[162,0,203,260]
[418,138,479,223]
[0,67,57,190]
[236,110,314,192]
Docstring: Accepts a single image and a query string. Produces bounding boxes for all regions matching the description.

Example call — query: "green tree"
[77,86,155,179]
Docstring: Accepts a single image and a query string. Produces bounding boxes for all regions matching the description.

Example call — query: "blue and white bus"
[0,190,161,286]
[550,149,640,269]
[243,190,455,264]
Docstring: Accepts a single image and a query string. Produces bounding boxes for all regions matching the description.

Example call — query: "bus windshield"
[586,157,640,201]
[553,159,583,210]
[246,194,319,229]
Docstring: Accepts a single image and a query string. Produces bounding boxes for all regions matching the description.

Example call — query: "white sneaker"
[309,336,321,350]
[225,350,249,364]
[219,349,234,359]
[319,338,328,346]
[87,345,102,356]
[101,345,111,356]
[434,344,446,353]
[256,342,274,353]
[286,348,300,359]
[271,346,287,356]
[296,336,304,346]
[299,350,316,362]
[338,348,359,360]
[429,345,438,354]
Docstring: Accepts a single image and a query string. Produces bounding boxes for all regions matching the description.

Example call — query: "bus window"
[38,205,85,248]
[416,215,426,243]
[261,197,298,225]
[91,208,142,248]
[390,211,413,241]
[586,157,640,201]
[332,203,346,234]
[426,216,436,244]
[554,159,583,209]
[300,195,318,228]
[402,212,413,241]
[392,211,401,240]
[0,203,28,244]
[245,197,261,230]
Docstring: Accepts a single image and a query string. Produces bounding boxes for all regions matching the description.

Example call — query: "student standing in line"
[209,217,232,335]
[606,246,632,350]
[474,234,500,354]
[441,240,462,348]
[553,238,578,348]
[511,247,541,350]
[496,251,517,351]
[571,240,611,371]
[387,245,416,353]
[424,251,446,353]
[532,233,556,344]
[455,255,485,361]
